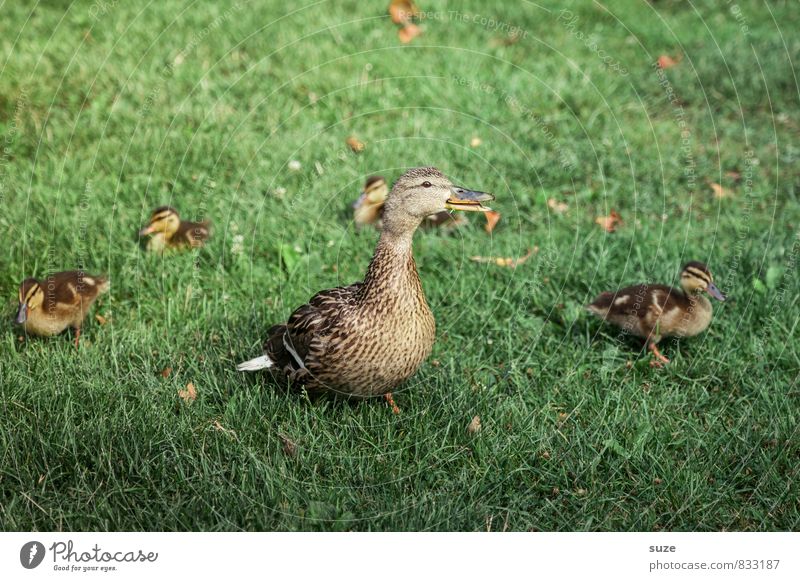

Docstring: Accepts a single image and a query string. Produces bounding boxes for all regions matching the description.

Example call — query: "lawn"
[1,0,798,531]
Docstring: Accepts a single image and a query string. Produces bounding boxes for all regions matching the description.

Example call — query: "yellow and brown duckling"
[138,206,210,253]
[240,167,494,404]
[353,175,467,230]
[15,271,109,348]
[587,261,726,367]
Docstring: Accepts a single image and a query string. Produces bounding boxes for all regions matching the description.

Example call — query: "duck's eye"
[422,181,432,188]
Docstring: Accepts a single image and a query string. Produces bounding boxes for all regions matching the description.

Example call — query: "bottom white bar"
[2,532,797,580]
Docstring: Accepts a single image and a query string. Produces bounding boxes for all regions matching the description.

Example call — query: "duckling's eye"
[422,181,432,188]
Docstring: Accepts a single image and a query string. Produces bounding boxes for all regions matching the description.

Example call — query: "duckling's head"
[382,167,494,232]
[139,206,181,238]
[353,176,390,226]
[15,278,44,324]
[680,261,726,300]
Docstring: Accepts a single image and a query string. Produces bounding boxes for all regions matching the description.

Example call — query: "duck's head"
[384,167,494,225]
[139,206,181,238]
[15,277,43,324]
[680,261,726,300]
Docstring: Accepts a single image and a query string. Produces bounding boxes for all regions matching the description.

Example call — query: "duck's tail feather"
[236,354,273,371]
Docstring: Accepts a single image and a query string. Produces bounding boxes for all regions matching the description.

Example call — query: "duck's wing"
[176,220,211,246]
[588,284,690,336]
[264,282,363,377]
[45,271,108,305]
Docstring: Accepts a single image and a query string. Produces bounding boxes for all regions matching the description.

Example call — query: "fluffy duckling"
[587,261,726,366]
[15,271,109,348]
[353,175,466,230]
[239,167,494,402]
[139,206,210,253]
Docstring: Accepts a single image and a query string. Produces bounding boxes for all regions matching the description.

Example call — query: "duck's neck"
[683,289,712,314]
[360,223,422,301]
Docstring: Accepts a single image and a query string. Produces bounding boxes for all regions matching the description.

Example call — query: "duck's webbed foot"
[384,392,401,415]
[648,342,670,367]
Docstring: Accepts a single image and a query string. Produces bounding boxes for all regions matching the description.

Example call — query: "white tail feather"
[236,355,273,371]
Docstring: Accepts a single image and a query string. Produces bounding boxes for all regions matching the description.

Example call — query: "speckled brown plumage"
[587,261,726,365]
[139,206,210,253]
[16,271,109,345]
[240,166,494,397]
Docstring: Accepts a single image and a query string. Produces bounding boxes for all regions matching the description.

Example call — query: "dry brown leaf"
[389,0,419,24]
[710,182,731,199]
[398,23,422,44]
[279,433,298,457]
[467,415,482,435]
[211,420,236,436]
[345,135,365,153]
[547,197,568,214]
[470,136,482,147]
[483,210,501,233]
[94,313,108,325]
[657,54,680,69]
[178,382,196,404]
[159,366,172,378]
[469,248,533,268]
[595,210,622,233]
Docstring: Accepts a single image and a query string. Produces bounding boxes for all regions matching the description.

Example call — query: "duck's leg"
[648,341,669,367]
[73,327,82,349]
[384,392,401,414]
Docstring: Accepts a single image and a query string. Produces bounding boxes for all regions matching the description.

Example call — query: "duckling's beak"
[446,186,494,212]
[707,282,726,301]
[352,191,367,209]
[139,224,155,236]
[15,303,27,324]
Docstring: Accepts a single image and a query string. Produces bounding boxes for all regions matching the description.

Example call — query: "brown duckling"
[15,271,109,348]
[353,175,467,230]
[139,206,210,253]
[239,167,494,403]
[587,261,726,366]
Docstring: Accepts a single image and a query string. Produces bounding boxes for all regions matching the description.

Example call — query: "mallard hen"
[587,261,726,366]
[15,271,109,348]
[353,175,467,230]
[239,167,494,400]
[139,206,210,253]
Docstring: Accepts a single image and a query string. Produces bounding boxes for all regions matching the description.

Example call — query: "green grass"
[1,0,799,531]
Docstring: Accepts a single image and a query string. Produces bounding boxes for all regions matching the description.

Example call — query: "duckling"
[15,271,109,348]
[239,167,494,401]
[587,261,726,366]
[353,175,467,230]
[138,206,210,253]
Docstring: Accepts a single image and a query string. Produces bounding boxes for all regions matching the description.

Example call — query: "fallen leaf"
[94,314,107,325]
[211,420,236,437]
[547,197,568,213]
[470,136,482,147]
[469,248,533,268]
[710,182,731,199]
[159,366,172,378]
[279,433,297,457]
[483,210,501,233]
[657,54,679,69]
[725,170,742,182]
[398,23,422,44]
[389,0,419,24]
[467,415,482,435]
[345,135,365,153]
[595,210,622,233]
[178,382,196,404]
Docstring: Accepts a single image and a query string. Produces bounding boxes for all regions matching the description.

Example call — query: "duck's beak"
[446,186,495,212]
[139,224,155,236]
[15,303,27,324]
[707,282,727,301]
